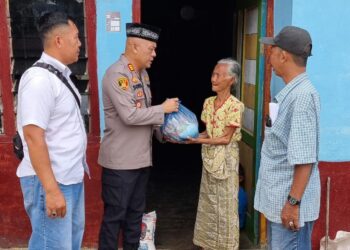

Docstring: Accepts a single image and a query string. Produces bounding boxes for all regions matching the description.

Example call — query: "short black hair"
[37,11,73,42]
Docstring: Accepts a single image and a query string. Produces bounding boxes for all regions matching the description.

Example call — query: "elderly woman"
[187,58,244,250]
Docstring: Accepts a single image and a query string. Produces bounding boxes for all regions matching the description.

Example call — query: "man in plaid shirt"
[254,26,320,250]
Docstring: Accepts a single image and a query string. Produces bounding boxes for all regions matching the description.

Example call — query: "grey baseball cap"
[260,26,312,58]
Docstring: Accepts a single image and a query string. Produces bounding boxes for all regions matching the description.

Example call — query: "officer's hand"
[184,137,202,144]
[162,98,179,113]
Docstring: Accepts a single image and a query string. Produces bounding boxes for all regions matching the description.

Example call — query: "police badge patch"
[117,77,129,90]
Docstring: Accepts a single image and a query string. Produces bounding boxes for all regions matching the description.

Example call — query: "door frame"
[237,0,268,245]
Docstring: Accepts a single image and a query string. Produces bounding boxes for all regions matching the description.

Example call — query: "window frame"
[0,0,100,143]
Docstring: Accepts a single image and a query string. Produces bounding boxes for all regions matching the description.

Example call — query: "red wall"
[312,161,350,250]
[0,142,103,248]
[0,1,102,246]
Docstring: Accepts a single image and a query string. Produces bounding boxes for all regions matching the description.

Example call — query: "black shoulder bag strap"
[13,62,81,160]
[32,62,81,108]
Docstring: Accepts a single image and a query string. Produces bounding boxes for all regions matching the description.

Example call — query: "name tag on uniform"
[132,83,142,90]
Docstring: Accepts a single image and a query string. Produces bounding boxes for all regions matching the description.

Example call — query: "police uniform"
[98,23,162,250]
[98,54,164,169]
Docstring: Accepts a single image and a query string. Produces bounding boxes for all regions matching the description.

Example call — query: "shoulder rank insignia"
[117,77,129,90]
[128,64,135,71]
[132,76,138,83]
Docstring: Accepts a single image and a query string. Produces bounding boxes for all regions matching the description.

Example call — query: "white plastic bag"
[319,178,350,250]
[320,231,350,250]
[138,211,157,250]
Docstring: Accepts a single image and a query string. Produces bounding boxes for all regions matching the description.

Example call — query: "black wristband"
[287,195,301,206]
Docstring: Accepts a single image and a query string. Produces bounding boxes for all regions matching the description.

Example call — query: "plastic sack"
[320,231,350,250]
[161,103,199,142]
[138,211,157,250]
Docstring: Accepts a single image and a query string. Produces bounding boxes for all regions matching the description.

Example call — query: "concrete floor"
[144,163,262,250]
[2,155,264,250]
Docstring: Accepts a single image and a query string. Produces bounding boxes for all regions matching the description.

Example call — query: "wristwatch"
[287,195,301,206]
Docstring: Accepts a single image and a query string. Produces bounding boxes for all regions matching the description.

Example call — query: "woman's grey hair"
[217,58,241,94]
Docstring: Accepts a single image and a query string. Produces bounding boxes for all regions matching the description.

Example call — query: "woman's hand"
[184,137,201,144]
[164,135,179,144]
[198,131,208,139]
[164,135,187,144]
[184,130,209,144]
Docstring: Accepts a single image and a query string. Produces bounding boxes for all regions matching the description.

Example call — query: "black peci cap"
[126,23,161,43]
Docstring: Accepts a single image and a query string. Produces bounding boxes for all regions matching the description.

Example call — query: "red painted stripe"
[0,1,15,139]
[132,0,141,22]
[85,0,100,138]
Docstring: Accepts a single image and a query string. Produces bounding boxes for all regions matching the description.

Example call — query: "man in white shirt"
[16,11,88,250]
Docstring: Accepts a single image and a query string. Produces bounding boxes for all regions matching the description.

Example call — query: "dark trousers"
[98,167,150,250]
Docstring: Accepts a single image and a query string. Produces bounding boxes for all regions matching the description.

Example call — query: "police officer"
[98,23,179,250]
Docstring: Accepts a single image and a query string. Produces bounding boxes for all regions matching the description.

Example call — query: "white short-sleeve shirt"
[16,52,87,185]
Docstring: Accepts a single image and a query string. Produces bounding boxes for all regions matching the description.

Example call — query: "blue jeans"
[267,220,314,250]
[20,176,85,250]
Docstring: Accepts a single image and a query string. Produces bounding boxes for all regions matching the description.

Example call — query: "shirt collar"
[120,54,129,65]
[40,52,72,76]
[120,54,147,79]
[120,54,136,73]
[275,72,308,103]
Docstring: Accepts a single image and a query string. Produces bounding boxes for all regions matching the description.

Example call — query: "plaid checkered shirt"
[254,72,321,227]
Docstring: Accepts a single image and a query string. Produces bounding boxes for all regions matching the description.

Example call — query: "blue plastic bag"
[161,103,199,142]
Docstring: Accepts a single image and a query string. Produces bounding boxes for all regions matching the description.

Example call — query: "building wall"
[0,0,135,247]
[96,0,132,134]
[273,0,350,162]
[0,0,107,247]
[273,1,350,249]
[292,0,350,162]
[269,0,291,97]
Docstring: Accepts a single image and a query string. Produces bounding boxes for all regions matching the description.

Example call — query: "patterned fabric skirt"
[193,166,239,250]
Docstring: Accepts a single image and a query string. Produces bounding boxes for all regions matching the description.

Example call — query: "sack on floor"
[161,103,199,142]
[138,211,157,250]
[320,231,350,250]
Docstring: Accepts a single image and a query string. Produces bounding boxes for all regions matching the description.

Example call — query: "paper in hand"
[269,103,279,125]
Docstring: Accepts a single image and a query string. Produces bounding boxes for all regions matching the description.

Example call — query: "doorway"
[140,0,249,249]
